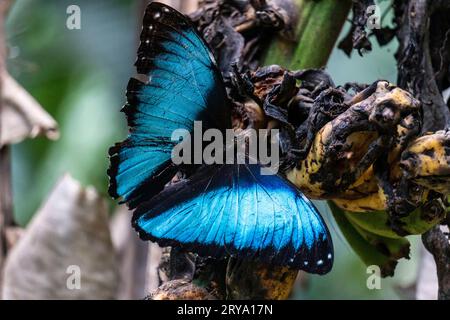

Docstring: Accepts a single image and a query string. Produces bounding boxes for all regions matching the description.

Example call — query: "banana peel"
[344,204,446,239]
[328,201,405,277]
[226,258,298,299]
[400,130,450,193]
[350,220,410,260]
[325,130,448,276]
[329,200,447,277]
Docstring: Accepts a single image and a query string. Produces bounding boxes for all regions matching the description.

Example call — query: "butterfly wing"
[110,3,334,273]
[108,2,230,208]
[133,164,333,274]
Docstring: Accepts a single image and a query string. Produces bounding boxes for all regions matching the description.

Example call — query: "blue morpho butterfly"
[108,2,333,274]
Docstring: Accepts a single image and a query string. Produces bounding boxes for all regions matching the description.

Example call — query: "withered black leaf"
[190,0,293,80]
[338,0,375,56]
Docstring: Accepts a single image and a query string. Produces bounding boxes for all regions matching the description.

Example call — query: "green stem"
[264,0,352,69]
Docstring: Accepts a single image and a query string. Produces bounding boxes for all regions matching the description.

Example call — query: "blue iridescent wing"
[133,164,333,274]
[108,3,230,208]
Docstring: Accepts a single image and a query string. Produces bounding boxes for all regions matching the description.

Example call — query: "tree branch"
[422,223,450,300]
[396,0,450,131]
[395,0,450,300]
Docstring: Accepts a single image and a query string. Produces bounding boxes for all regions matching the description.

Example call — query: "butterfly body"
[108,2,334,274]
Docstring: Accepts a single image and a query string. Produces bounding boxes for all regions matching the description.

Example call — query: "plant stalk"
[264,0,352,69]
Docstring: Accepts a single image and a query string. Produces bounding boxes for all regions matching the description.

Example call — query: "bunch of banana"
[247,67,449,276]
[286,81,422,207]
[329,200,447,276]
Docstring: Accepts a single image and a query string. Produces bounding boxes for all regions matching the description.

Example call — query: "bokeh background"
[7,0,419,299]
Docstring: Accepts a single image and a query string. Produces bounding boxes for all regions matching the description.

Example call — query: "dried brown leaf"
[0,72,59,147]
[2,174,118,299]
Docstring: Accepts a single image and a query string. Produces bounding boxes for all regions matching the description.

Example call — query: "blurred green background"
[7,0,419,299]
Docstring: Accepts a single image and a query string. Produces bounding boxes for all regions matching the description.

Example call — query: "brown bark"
[395,0,450,300]
[422,223,450,300]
